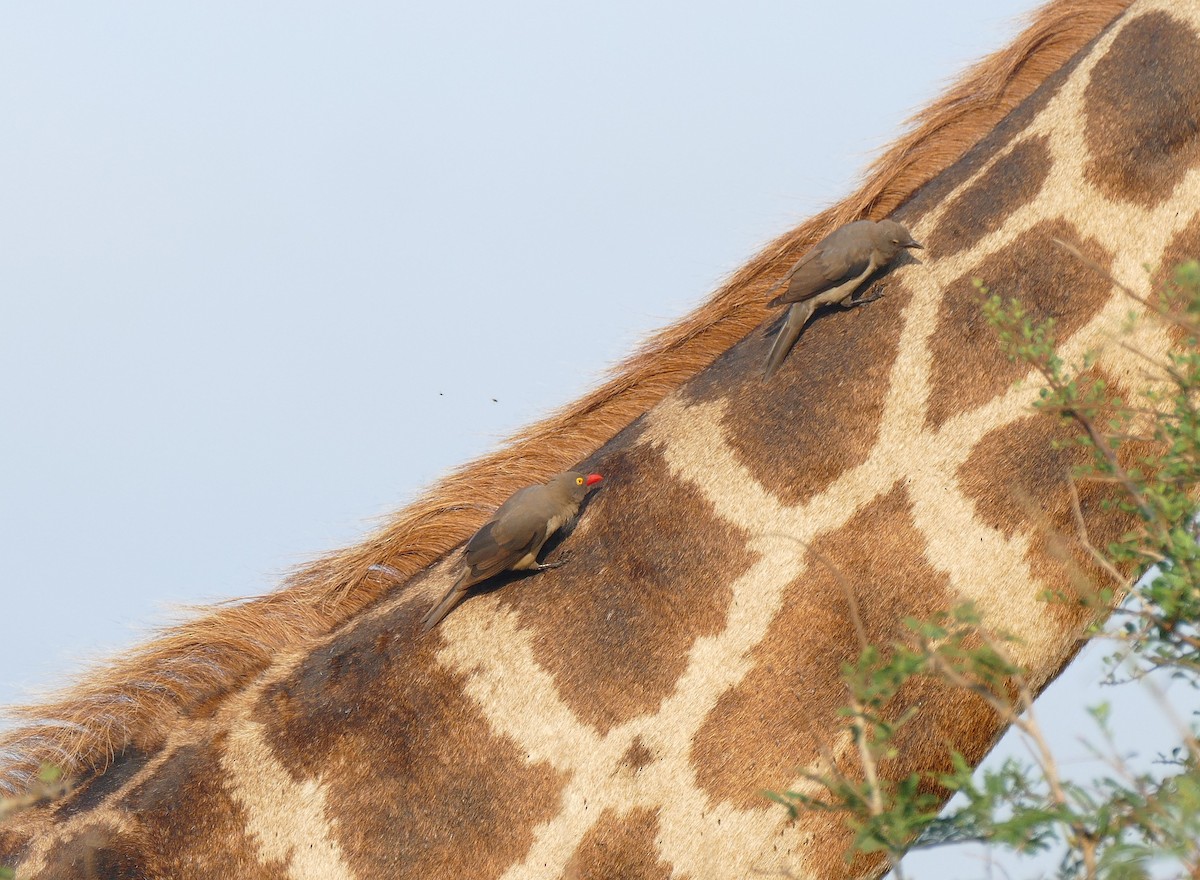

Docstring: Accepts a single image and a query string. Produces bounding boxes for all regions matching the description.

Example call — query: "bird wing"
[768,227,874,307]
[769,248,873,306]
[461,499,549,584]
[765,250,819,306]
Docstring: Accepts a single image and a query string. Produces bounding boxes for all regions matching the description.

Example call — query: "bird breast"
[543,502,581,539]
[509,550,542,572]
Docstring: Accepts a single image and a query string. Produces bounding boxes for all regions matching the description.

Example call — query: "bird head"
[554,470,603,502]
[876,219,924,257]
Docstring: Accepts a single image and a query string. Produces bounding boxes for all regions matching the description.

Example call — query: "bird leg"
[534,558,568,571]
[845,288,884,307]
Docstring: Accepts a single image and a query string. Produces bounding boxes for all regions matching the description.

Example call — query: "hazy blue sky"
[3,3,1189,876]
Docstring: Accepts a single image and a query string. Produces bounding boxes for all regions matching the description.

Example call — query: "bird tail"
[421,570,470,633]
[763,301,815,380]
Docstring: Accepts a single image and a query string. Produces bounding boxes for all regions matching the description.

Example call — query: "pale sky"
[2,3,1190,876]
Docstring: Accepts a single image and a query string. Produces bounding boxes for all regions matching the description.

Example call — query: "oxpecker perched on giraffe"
[763,218,923,379]
[421,470,603,631]
[6,3,1195,879]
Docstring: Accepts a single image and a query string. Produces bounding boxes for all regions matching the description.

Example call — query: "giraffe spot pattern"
[924,218,1115,431]
[563,808,676,880]
[924,136,1053,258]
[52,748,149,820]
[252,607,569,879]
[900,37,1088,229]
[36,738,284,880]
[12,6,1200,879]
[518,433,754,734]
[121,738,286,878]
[1148,215,1200,353]
[1156,213,1200,287]
[621,737,655,773]
[875,654,1008,818]
[28,823,138,880]
[688,485,957,809]
[684,269,908,508]
[1084,11,1200,208]
[961,406,1159,606]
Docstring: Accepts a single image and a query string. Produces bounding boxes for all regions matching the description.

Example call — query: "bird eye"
[576,476,584,485]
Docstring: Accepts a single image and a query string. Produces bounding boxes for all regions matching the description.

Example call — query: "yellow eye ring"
[576,476,584,485]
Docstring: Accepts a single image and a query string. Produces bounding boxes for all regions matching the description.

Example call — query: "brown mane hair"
[0,0,1132,794]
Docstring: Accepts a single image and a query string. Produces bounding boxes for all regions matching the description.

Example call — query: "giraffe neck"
[10,1,1200,878]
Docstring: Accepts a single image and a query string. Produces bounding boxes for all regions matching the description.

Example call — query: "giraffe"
[5,0,1200,875]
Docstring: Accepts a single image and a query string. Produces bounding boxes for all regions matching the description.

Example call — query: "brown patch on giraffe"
[1154,215,1200,347]
[1083,11,1200,209]
[898,8,1107,229]
[961,411,1086,548]
[763,798,893,879]
[689,485,957,808]
[958,404,1150,613]
[885,664,1007,773]
[563,808,675,880]
[622,737,655,773]
[506,435,752,733]
[851,0,1128,227]
[116,737,287,877]
[925,219,1114,431]
[32,736,285,880]
[765,681,1004,880]
[682,270,909,507]
[1154,215,1200,290]
[0,811,37,875]
[26,824,139,880]
[52,748,148,819]
[253,603,569,878]
[923,136,1052,258]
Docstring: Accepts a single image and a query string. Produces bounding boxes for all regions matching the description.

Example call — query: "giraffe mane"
[0,0,1133,795]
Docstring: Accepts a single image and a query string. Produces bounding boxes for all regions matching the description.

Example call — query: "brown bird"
[763,218,923,379]
[421,470,604,631]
